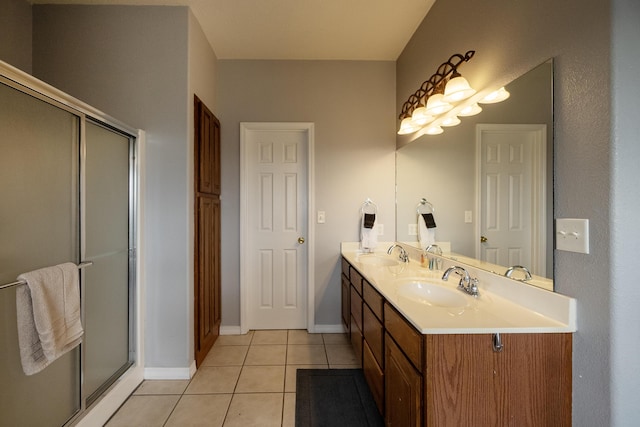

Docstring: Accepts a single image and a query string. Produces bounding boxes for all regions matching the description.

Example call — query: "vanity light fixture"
[398,50,475,135]
[397,50,511,136]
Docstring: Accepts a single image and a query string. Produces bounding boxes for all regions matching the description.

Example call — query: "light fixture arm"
[399,50,475,120]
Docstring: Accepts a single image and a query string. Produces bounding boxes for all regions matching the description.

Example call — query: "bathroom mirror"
[396,60,554,290]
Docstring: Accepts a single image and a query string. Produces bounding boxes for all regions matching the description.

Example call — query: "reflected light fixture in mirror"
[397,51,511,136]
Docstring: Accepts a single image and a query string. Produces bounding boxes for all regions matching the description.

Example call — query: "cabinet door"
[425,333,572,427]
[195,95,220,195]
[363,340,384,415]
[385,334,422,427]
[341,274,351,333]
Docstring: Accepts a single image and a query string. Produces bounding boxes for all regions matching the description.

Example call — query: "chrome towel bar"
[0,261,93,291]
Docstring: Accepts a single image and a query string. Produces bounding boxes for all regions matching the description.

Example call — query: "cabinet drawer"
[363,280,384,321]
[363,303,384,367]
[350,286,363,331]
[349,268,363,295]
[341,257,350,277]
[363,341,384,415]
[385,303,423,371]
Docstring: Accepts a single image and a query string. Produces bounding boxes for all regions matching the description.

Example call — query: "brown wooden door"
[194,95,221,367]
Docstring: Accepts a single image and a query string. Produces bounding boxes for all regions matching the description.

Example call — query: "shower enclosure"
[0,63,138,426]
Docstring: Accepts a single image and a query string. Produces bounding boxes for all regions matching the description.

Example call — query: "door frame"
[239,122,315,334]
[474,123,547,275]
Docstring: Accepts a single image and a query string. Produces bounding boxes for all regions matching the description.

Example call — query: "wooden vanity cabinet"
[425,333,572,427]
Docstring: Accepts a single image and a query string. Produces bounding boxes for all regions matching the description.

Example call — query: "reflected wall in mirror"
[396,60,554,290]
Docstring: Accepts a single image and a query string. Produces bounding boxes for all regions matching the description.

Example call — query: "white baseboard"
[74,366,144,427]
[220,325,243,335]
[311,324,346,334]
[144,365,193,380]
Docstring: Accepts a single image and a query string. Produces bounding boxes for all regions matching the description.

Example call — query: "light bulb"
[424,124,444,135]
[440,115,461,127]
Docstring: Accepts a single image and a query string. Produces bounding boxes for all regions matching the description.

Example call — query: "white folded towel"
[360,213,378,251]
[15,263,83,375]
[418,213,436,249]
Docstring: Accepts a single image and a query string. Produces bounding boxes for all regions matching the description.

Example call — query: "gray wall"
[0,0,32,73]
[31,4,216,370]
[216,60,396,327]
[610,0,640,424]
[397,0,639,424]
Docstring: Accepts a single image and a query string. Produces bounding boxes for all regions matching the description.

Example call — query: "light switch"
[377,224,384,236]
[464,210,473,223]
[317,211,326,224]
[556,218,589,254]
[408,223,418,236]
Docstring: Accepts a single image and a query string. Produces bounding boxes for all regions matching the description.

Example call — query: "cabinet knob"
[298,237,305,244]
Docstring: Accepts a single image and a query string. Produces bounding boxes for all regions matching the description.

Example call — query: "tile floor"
[105,330,359,426]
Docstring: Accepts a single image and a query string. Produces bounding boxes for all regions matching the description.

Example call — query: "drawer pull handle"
[493,333,504,352]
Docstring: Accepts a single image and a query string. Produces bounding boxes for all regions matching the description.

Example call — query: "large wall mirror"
[396,60,554,291]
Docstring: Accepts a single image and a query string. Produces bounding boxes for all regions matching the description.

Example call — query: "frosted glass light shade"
[424,124,444,135]
[443,76,476,102]
[440,115,461,127]
[425,93,453,116]
[458,103,483,117]
[480,87,511,104]
[411,106,434,125]
[398,117,420,135]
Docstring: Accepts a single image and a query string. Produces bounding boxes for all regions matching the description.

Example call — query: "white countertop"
[342,243,577,334]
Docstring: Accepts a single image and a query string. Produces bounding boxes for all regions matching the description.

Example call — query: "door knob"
[480,236,488,243]
[298,237,305,244]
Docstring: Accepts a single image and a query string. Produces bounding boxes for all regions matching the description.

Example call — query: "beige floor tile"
[322,333,350,345]
[105,395,179,427]
[286,344,327,364]
[287,329,324,345]
[282,393,296,427]
[252,330,288,345]
[202,345,249,366]
[326,344,359,365]
[284,365,327,392]
[134,380,189,395]
[185,366,241,394]
[214,331,254,346]
[244,344,287,365]
[164,394,232,427]
[223,393,284,427]
[235,365,285,393]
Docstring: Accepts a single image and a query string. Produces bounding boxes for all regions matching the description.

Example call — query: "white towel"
[418,214,436,249]
[15,263,83,375]
[360,213,378,251]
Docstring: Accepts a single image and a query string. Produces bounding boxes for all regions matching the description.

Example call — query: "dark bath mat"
[295,369,383,427]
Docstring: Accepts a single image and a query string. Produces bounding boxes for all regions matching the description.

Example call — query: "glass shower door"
[0,80,81,426]
[83,120,134,405]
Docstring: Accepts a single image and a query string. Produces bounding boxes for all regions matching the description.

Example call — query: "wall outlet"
[377,224,384,236]
[408,223,418,236]
[556,218,589,254]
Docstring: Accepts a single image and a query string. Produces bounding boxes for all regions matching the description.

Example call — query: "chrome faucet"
[442,266,479,296]
[505,265,532,281]
[387,244,409,263]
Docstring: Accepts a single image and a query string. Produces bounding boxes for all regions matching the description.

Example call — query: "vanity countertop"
[342,243,577,335]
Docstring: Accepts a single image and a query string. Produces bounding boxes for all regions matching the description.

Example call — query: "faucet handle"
[469,278,479,296]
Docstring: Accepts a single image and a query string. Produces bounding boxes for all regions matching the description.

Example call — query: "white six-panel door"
[240,123,312,331]
[475,124,547,276]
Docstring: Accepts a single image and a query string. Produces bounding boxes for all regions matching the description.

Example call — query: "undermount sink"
[355,254,399,267]
[396,279,469,308]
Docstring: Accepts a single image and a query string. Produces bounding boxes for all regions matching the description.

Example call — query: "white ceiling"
[31,0,435,60]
